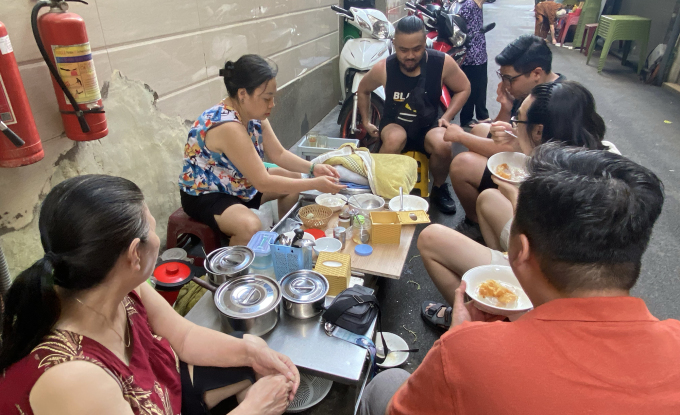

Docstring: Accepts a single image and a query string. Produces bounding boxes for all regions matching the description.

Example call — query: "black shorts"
[380,119,439,156]
[478,165,499,192]
[180,333,256,415]
[180,191,263,233]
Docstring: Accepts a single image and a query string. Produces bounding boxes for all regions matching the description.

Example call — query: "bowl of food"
[388,195,429,213]
[461,265,533,316]
[487,152,529,185]
[348,194,385,214]
[315,193,348,212]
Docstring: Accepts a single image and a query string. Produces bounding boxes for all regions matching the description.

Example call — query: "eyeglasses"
[510,116,528,127]
[497,70,530,84]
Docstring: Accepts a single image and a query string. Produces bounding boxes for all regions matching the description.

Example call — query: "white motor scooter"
[331,5,394,143]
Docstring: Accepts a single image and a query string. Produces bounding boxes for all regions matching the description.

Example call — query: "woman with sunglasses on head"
[0,175,300,415]
[418,81,614,331]
[179,54,345,246]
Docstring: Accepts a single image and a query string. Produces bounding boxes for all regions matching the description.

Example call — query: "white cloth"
[336,166,370,185]
[311,145,377,194]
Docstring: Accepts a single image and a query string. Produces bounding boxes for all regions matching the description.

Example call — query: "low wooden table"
[318,210,417,280]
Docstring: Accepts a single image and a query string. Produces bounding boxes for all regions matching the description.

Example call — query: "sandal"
[421,301,452,332]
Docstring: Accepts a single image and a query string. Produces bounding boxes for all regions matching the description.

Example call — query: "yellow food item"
[478,279,518,306]
[306,213,314,219]
[495,163,512,180]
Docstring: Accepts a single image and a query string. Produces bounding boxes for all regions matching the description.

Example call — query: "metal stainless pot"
[204,246,254,285]
[280,270,329,319]
[211,274,282,336]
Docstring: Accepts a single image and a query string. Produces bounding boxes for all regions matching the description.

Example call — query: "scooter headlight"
[368,15,393,39]
[449,28,466,48]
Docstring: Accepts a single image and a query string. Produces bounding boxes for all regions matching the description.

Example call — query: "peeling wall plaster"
[0,71,190,277]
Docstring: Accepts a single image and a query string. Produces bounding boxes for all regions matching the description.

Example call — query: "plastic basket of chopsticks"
[297,204,333,229]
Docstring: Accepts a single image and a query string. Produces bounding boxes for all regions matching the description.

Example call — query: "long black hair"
[220,54,278,98]
[525,81,607,150]
[0,175,149,371]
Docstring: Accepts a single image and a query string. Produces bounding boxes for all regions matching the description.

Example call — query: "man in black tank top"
[357,16,470,214]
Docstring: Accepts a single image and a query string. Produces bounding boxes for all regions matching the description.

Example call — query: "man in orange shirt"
[359,144,680,415]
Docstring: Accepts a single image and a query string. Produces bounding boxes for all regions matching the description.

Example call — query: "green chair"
[572,0,602,48]
[586,15,651,74]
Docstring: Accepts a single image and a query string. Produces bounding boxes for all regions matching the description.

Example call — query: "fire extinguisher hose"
[30,0,104,134]
[0,121,25,147]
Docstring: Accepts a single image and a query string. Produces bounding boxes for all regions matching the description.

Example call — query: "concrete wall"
[386,0,409,22]
[0,0,341,277]
[617,0,677,61]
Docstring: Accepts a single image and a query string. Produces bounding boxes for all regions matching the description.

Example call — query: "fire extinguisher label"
[0,74,17,125]
[51,42,101,105]
[0,35,13,55]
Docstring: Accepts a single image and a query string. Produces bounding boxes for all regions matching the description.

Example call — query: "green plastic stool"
[572,0,601,48]
[586,15,651,74]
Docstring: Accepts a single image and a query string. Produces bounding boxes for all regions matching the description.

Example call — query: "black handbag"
[322,285,379,334]
[323,286,419,365]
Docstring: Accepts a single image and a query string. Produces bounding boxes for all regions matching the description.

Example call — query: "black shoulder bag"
[323,286,418,364]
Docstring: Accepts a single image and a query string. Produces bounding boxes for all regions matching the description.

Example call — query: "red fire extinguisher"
[31,0,107,142]
[0,22,44,168]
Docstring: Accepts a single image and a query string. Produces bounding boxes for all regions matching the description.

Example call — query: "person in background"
[358,16,471,214]
[446,35,564,222]
[535,0,565,44]
[419,81,607,329]
[458,0,491,128]
[179,54,345,246]
[360,143,679,415]
[0,175,300,415]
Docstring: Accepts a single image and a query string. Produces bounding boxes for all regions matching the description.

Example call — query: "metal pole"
[656,5,680,86]
[0,245,12,296]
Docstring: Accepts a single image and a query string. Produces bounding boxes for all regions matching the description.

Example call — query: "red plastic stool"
[580,23,599,55]
[558,9,582,46]
[166,208,222,266]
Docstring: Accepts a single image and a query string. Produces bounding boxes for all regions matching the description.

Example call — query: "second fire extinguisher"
[32,0,107,142]
[0,21,44,167]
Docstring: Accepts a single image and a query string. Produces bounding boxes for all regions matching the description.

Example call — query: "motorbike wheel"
[339,93,384,153]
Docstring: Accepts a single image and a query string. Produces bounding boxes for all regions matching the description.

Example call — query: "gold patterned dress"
[0,292,182,415]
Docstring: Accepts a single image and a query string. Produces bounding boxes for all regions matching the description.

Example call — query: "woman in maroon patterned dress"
[0,175,299,415]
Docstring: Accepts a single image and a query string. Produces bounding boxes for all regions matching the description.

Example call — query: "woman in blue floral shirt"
[458,0,491,128]
[179,55,345,245]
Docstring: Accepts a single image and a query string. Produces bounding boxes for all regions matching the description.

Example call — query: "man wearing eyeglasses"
[445,35,564,223]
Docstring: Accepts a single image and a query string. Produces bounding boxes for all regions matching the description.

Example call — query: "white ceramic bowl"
[375,332,409,368]
[388,195,429,213]
[315,193,348,212]
[487,152,529,185]
[462,265,533,316]
[313,237,342,254]
[348,194,385,214]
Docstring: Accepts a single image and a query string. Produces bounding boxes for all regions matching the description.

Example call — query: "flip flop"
[421,301,452,332]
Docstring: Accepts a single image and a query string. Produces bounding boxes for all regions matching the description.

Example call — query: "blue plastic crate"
[271,243,313,281]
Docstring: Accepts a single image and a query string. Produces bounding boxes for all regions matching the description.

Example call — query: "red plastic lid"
[153,261,193,289]
[305,228,326,240]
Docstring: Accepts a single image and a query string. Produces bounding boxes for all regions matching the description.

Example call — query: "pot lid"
[161,247,188,261]
[207,246,254,275]
[153,261,194,287]
[280,271,329,303]
[214,274,281,318]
